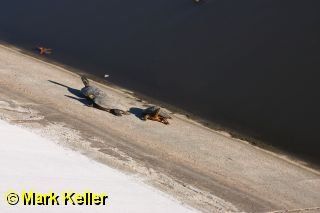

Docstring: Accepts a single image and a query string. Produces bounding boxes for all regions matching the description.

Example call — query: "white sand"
[0,119,195,213]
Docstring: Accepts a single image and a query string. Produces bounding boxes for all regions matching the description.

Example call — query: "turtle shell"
[81,85,104,98]
[144,106,161,116]
[93,93,127,112]
[158,110,172,119]
[144,106,171,119]
[93,93,113,109]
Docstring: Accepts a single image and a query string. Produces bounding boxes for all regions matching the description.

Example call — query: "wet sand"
[0,44,320,212]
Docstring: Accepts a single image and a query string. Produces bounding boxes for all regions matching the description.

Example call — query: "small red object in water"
[37,47,52,55]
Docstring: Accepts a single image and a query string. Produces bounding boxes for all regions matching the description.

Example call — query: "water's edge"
[2,40,318,171]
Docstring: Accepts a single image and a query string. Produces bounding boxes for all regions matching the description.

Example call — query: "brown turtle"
[81,76,129,116]
[142,106,172,125]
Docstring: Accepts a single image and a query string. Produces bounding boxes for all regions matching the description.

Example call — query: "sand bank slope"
[0,119,196,212]
[0,44,319,212]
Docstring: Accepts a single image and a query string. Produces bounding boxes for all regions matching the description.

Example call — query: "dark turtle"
[80,76,129,116]
[142,106,172,125]
[81,76,103,100]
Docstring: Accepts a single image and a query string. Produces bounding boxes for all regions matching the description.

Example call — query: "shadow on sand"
[48,80,89,105]
[129,107,145,120]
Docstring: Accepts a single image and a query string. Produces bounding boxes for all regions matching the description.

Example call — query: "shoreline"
[1,43,320,212]
[1,40,318,171]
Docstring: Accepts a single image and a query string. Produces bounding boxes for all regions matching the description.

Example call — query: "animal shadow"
[64,95,90,106]
[48,80,84,98]
[48,80,89,105]
[129,107,145,120]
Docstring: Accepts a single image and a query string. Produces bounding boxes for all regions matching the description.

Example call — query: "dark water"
[1,1,320,164]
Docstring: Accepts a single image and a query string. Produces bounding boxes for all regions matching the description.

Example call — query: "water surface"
[1,0,320,163]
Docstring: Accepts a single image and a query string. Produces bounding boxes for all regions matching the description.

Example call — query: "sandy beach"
[0,44,320,212]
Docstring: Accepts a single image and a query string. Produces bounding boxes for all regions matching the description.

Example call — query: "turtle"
[36,47,52,55]
[142,106,172,125]
[80,76,129,116]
